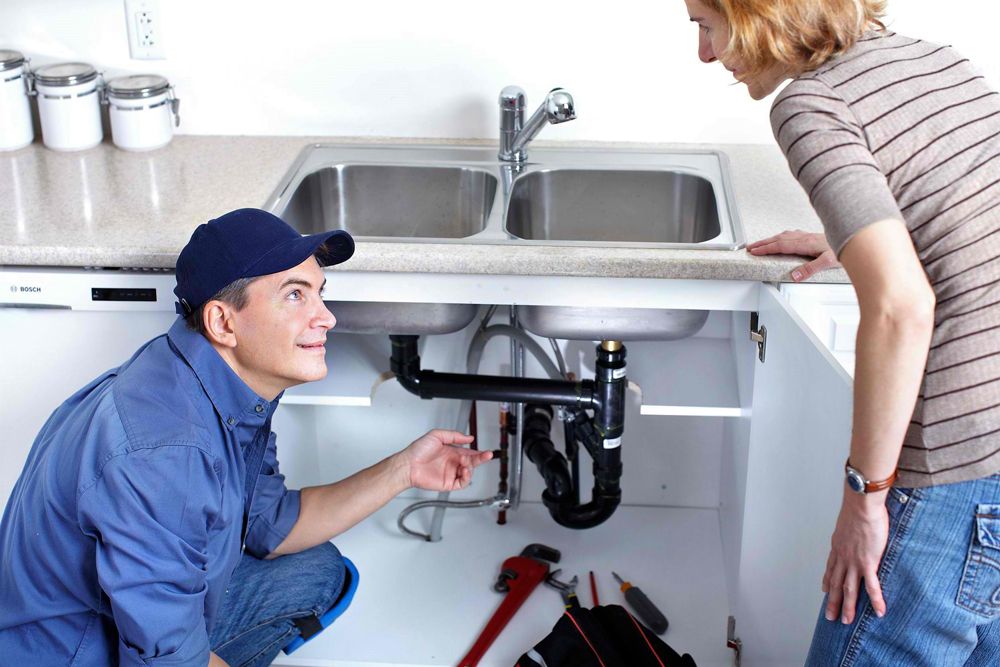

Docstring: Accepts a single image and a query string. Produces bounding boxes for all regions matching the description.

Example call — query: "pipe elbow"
[389,334,423,397]
[543,491,621,529]
[394,370,422,396]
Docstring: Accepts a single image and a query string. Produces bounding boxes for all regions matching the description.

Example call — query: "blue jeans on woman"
[209,541,346,667]
[807,473,1000,666]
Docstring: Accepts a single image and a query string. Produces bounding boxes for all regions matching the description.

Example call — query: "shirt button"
[256,404,264,414]
[227,417,235,426]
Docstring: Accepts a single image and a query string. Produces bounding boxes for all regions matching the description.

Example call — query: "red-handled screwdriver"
[612,571,669,635]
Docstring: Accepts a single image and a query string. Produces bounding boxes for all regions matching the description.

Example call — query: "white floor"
[271,499,734,667]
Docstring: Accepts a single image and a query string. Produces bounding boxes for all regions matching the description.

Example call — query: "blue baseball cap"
[173,208,354,316]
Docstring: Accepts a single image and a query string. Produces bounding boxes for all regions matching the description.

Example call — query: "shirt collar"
[166,317,279,431]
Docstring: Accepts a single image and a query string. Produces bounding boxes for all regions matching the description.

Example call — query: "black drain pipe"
[390,335,596,409]
[522,405,573,502]
[390,335,627,529]
[532,342,625,529]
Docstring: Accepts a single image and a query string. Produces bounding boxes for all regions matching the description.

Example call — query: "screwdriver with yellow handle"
[612,571,669,635]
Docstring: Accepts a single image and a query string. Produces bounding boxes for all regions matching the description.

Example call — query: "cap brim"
[243,229,355,278]
[312,230,355,267]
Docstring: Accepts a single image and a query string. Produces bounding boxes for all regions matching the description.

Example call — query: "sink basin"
[281,164,497,239]
[506,169,720,243]
[518,306,709,342]
[265,144,744,337]
[327,301,478,335]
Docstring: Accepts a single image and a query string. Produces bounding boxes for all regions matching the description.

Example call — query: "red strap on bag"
[626,609,666,667]
[563,611,608,667]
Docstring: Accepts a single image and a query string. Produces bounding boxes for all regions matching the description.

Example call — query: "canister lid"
[32,62,98,86]
[0,49,26,72]
[106,74,170,99]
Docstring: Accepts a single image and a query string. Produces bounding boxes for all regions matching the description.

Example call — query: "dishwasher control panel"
[1,268,175,311]
[91,287,157,302]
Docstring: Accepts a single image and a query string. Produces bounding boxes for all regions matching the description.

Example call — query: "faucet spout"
[498,86,576,163]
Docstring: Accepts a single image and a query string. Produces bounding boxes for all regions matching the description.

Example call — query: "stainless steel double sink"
[264,144,744,340]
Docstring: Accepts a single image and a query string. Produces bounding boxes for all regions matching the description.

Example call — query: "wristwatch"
[844,459,897,494]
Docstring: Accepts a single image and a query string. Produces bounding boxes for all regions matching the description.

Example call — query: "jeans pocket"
[957,504,1000,618]
[877,487,918,582]
[887,487,914,520]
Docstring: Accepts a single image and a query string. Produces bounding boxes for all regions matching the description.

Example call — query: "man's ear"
[203,301,238,348]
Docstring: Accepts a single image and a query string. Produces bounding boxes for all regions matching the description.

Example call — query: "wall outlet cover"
[124,0,166,60]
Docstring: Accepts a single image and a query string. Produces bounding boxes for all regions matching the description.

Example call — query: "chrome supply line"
[425,306,496,543]
[397,495,506,541]
[510,306,526,511]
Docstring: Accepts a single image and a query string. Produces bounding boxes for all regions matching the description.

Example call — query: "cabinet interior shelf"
[626,338,745,418]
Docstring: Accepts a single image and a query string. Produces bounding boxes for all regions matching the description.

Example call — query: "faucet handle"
[499,85,526,111]
[545,88,575,124]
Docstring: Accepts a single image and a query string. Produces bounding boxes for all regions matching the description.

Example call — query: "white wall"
[1,1,998,144]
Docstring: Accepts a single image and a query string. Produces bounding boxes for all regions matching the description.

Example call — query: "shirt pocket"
[957,504,1000,618]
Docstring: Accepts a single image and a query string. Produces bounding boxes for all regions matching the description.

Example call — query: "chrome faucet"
[498,86,576,163]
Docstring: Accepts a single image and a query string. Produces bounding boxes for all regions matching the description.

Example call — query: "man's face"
[229,256,336,398]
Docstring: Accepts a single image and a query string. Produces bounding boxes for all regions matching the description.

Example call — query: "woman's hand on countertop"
[746,230,841,281]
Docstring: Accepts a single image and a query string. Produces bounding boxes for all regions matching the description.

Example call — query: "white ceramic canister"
[33,62,103,152]
[105,74,179,151]
[0,50,34,151]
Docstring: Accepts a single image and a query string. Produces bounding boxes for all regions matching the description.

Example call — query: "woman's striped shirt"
[770,30,1000,487]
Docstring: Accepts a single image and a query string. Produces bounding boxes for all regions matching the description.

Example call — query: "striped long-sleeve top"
[770,30,1000,487]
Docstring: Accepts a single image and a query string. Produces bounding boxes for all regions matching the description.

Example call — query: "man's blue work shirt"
[0,317,302,665]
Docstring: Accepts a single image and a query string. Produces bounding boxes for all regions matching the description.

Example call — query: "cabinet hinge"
[749,312,767,363]
[727,615,743,667]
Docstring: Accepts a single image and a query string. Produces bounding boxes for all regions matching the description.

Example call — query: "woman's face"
[684,0,788,100]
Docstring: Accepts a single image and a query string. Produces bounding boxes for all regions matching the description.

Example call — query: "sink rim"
[264,142,746,250]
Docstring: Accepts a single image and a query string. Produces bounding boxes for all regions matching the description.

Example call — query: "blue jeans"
[209,542,346,667]
[807,473,1000,666]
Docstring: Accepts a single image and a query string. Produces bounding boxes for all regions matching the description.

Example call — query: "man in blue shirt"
[0,209,493,666]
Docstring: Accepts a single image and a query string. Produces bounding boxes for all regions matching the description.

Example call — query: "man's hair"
[184,276,259,334]
[706,0,887,78]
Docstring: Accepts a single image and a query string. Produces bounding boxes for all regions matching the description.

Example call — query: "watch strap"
[863,471,897,492]
[846,459,897,493]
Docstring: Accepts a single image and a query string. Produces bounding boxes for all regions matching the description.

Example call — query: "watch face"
[846,469,866,494]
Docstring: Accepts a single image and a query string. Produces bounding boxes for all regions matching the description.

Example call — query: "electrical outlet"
[124,0,166,60]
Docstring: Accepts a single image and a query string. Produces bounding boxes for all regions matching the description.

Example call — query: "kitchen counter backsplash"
[0,136,849,283]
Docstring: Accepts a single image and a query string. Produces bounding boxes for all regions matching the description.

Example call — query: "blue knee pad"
[283,556,359,654]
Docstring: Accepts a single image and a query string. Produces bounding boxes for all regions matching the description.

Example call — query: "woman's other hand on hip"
[747,230,841,281]
[823,490,890,625]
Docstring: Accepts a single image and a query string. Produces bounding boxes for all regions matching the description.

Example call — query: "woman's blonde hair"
[705,0,888,76]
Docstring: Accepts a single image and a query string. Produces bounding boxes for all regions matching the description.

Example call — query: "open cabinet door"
[736,284,854,665]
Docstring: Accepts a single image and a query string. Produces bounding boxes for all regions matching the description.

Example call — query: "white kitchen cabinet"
[780,283,859,377]
[0,267,859,667]
[732,285,854,665]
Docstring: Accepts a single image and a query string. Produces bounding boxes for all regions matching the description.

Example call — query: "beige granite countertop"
[0,135,849,283]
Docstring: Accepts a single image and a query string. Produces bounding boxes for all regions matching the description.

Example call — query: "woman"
[683,0,1000,663]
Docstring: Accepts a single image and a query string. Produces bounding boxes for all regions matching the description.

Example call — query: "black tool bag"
[515,604,697,667]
